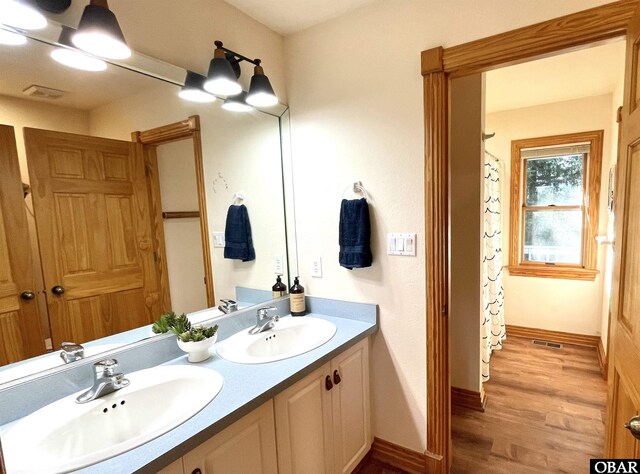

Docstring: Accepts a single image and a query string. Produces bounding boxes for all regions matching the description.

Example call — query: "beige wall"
[283,0,615,452]
[450,75,484,393]
[485,93,617,337]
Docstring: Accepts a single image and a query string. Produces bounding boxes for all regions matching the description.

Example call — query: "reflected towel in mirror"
[339,198,372,269]
[224,204,255,261]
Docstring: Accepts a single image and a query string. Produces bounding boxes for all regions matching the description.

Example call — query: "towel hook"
[342,181,369,200]
[233,191,246,205]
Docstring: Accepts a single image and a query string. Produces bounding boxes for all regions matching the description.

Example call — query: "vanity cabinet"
[158,338,370,474]
[274,338,371,474]
[182,400,278,474]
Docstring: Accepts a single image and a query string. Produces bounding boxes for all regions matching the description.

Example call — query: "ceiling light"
[0,0,47,30]
[203,41,242,97]
[222,91,253,112]
[51,25,107,71]
[179,71,217,103]
[72,0,130,60]
[0,25,26,45]
[246,60,278,107]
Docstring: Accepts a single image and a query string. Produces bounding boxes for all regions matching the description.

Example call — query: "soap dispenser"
[289,276,306,316]
[272,275,287,298]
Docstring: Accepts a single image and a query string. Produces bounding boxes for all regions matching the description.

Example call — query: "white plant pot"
[177,334,217,363]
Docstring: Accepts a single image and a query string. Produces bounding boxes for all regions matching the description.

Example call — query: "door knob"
[51,285,65,296]
[625,415,640,440]
[20,290,36,300]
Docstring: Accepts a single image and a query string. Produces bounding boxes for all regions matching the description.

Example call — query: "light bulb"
[51,48,107,71]
[245,92,278,107]
[178,88,217,103]
[0,0,47,30]
[72,30,131,60]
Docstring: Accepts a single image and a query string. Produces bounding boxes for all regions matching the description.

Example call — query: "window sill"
[507,265,598,281]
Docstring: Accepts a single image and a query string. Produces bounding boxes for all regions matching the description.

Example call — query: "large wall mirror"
[0,20,295,384]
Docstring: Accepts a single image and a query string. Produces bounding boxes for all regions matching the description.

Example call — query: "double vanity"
[0,295,377,473]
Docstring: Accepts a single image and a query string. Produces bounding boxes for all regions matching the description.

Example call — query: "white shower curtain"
[482,151,506,381]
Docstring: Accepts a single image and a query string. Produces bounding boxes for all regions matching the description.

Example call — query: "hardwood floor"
[452,335,607,473]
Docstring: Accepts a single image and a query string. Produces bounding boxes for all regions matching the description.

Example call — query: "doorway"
[421,2,638,472]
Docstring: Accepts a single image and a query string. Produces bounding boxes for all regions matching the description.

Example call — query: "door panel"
[24,128,160,347]
[605,4,640,457]
[0,125,45,364]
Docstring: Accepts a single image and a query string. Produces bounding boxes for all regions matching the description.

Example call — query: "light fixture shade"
[222,91,253,112]
[0,0,47,30]
[246,64,278,107]
[0,25,26,45]
[72,3,131,59]
[179,71,217,103]
[51,25,107,71]
[203,47,242,97]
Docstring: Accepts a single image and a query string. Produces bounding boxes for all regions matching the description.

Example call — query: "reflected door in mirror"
[0,125,45,364]
[25,128,162,347]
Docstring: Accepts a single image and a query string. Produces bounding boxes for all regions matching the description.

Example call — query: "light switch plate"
[213,232,225,248]
[311,257,322,278]
[387,233,417,256]
[274,255,284,274]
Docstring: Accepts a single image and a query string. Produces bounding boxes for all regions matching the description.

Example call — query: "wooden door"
[274,363,334,474]
[0,125,45,364]
[24,128,161,347]
[182,401,278,474]
[604,6,640,458]
[331,339,371,474]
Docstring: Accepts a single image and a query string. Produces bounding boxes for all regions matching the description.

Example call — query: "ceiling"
[223,0,381,35]
[485,40,626,114]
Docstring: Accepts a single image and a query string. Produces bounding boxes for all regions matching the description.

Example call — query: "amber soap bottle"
[289,276,306,316]
[272,275,287,298]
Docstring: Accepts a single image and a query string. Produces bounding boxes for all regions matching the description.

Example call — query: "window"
[508,131,603,280]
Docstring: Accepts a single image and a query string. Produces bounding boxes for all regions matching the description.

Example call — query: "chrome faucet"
[218,299,238,314]
[249,306,279,335]
[60,342,84,363]
[76,359,130,404]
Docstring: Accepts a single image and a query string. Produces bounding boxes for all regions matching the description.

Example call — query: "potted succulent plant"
[152,312,219,363]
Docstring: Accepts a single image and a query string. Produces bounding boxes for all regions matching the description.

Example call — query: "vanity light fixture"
[222,90,253,112]
[0,0,47,30]
[51,25,107,72]
[179,71,217,103]
[0,25,26,45]
[72,0,130,60]
[204,41,242,97]
[245,59,278,107]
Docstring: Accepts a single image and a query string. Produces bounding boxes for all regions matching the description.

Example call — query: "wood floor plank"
[452,335,606,473]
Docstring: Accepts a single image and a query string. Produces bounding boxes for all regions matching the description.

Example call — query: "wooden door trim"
[132,116,215,309]
[421,1,637,471]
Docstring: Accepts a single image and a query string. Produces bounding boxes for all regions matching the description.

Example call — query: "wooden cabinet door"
[24,128,161,347]
[275,363,334,474]
[183,401,278,474]
[0,125,45,364]
[331,339,371,474]
[604,5,640,458]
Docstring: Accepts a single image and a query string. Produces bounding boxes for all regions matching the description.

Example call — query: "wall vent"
[22,85,66,99]
[531,339,562,349]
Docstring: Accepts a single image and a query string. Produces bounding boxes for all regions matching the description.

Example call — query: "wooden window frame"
[508,130,604,280]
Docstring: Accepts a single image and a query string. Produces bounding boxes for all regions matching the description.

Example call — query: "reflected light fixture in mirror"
[51,25,107,71]
[0,0,47,30]
[0,25,26,44]
[222,90,253,112]
[72,0,131,60]
[246,60,278,107]
[204,41,242,97]
[179,71,217,103]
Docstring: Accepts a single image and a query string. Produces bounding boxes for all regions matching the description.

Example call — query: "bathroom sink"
[217,316,337,364]
[2,365,224,474]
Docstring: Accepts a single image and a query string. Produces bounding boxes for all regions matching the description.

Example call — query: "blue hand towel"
[339,198,372,269]
[224,204,255,262]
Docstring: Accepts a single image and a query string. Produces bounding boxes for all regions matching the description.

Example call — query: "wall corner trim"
[451,386,487,412]
[421,47,444,75]
[370,437,429,473]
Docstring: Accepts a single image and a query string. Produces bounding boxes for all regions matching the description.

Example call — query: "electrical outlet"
[274,255,284,274]
[312,257,322,278]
